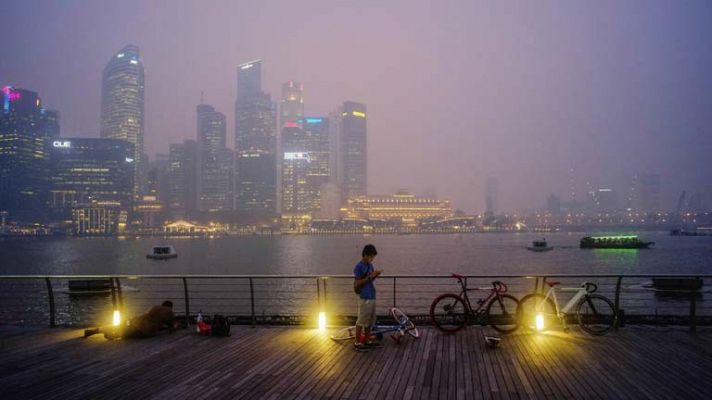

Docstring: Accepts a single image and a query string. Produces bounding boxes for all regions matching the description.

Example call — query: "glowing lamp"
[112,310,121,326]
[318,311,326,330]
[535,313,544,331]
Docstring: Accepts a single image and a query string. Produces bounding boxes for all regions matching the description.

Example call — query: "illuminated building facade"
[48,138,134,224]
[72,205,124,236]
[340,192,453,226]
[300,117,330,182]
[234,60,277,219]
[100,44,145,200]
[168,140,198,217]
[280,117,331,222]
[197,104,231,212]
[280,81,304,127]
[0,86,57,222]
[339,101,368,199]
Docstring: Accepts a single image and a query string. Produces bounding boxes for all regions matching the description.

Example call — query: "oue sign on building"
[53,141,71,148]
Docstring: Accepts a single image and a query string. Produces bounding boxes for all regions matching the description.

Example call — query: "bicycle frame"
[539,285,589,317]
[331,307,419,342]
[455,277,506,317]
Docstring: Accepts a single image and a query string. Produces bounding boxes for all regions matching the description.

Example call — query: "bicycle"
[517,281,617,336]
[429,274,519,333]
[330,307,420,344]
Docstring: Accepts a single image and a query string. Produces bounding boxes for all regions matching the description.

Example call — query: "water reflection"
[0,232,710,276]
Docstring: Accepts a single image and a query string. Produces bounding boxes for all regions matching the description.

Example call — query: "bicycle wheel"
[390,308,420,339]
[430,294,468,333]
[576,294,616,336]
[486,294,519,334]
[330,326,356,341]
[517,293,557,332]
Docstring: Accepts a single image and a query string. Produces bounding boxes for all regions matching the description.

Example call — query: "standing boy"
[353,244,382,350]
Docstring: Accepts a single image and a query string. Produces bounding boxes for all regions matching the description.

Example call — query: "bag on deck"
[211,314,231,337]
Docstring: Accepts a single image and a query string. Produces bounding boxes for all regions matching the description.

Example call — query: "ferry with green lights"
[579,235,654,249]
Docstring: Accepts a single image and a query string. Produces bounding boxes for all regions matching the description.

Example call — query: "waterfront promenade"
[1,325,710,399]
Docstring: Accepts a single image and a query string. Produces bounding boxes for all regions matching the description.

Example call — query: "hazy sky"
[1,0,711,212]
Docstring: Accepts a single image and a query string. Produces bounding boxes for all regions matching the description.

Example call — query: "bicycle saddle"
[545,281,561,287]
[451,273,466,279]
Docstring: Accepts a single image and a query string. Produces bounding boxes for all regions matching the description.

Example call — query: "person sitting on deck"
[84,300,178,339]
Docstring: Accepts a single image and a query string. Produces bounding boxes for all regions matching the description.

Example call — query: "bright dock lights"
[318,311,326,330]
[535,313,544,331]
[112,310,121,326]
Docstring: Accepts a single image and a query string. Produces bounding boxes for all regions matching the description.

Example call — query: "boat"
[61,279,139,296]
[146,245,178,260]
[670,227,712,237]
[579,235,654,249]
[527,238,553,252]
[651,278,703,291]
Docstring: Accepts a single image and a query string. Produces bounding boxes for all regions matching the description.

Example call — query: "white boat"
[527,239,553,252]
[146,245,178,260]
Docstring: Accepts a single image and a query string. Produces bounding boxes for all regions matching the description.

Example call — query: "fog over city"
[2,0,711,212]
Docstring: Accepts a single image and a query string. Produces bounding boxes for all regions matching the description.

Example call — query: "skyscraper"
[197,104,230,212]
[168,140,198,218]
[0,86,56,222]
[234,60,277,222]
[281,117,331,221]
[280,81,304,128]
[339,101,368,200]
[300,117,330,182]
[100,45,145,201]
[48,138,134,223]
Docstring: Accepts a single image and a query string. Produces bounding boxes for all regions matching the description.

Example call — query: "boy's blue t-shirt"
[353,260,376,299]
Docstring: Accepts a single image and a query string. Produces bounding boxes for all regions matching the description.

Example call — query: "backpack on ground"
[211,314,231,337]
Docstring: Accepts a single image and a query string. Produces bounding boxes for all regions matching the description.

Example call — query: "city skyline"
[2,1,711,212]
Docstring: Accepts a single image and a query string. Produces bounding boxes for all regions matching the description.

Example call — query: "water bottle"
[196,310,203,333]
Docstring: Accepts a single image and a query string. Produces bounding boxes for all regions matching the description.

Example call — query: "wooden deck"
[1,325,711,399]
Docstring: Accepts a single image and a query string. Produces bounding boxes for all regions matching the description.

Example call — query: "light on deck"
[318,311,326,330]
[535,313,544,331]
[112,310,121,326]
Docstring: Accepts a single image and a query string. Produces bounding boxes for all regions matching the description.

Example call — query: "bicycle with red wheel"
[430,274,519,333]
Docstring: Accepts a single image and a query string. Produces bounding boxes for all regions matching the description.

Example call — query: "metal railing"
[0,274,709,331]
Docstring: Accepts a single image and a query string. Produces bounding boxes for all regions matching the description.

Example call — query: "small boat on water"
[580,235,654,249]
[61,279,139,296]
[527,238,553,252]
[670,227,712,237]
[146,245,178,260]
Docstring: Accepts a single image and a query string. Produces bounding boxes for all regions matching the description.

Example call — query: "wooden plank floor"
[1,324,711,399]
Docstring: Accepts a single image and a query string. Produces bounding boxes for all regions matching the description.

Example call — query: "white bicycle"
[517,281,617,336]
[331,307,420,344]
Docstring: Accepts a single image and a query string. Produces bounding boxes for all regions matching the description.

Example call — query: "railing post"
[249,277,255,327]
[690,290,697,333]
[182,277,190,329]
[614,276,623,330]
[393,277,397,308]
[114,277,124,311]
[316,278,322,324]
[541,276,547,294]
[110,278,118,311]
[323,278,328,311]
[45,277,56,327]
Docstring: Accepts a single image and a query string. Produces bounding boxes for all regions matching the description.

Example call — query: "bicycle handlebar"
[492,280,508,293]
[583,282,598,293]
